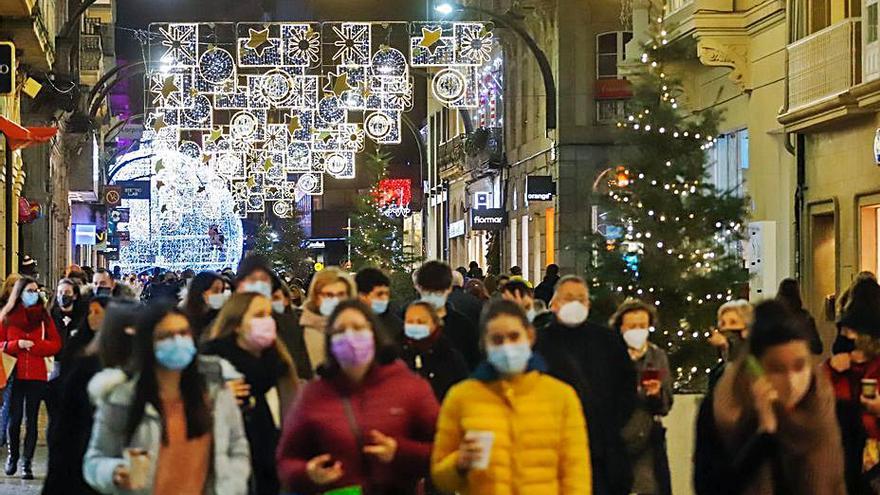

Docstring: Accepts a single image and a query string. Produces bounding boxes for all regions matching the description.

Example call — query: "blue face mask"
[371,299,389,315]
[21,291,40,308]
[404,323,432,340]
[154,335,197,371]
[242,281,272,299]
[526,308,537,323]
[420,292,447,310]
[487,342,532,376]
[320,297,340,317]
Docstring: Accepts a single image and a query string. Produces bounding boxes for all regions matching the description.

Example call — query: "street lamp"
[433,1,556,132]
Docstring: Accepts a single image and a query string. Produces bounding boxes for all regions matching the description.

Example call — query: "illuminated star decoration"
[207,127,223,143]
[360,81,372,98]
[160,76,179,99]
[263,157,274,172]
[152,115,167,133]
[155,159,165,173]
[246,27,272,57]
[324,71,353,97]
[419,27,445,56]
[287,114,302,135]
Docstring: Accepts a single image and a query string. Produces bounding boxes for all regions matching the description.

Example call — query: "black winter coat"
[399,334,469,400]
[41,353,102,495]
[442,306,481,370]
[275,310,314,380]
[535,319,638,495]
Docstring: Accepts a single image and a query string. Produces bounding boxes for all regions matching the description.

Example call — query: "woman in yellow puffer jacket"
[431,300,592,495]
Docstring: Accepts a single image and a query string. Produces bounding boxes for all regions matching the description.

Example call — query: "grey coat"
[83,356,251,495]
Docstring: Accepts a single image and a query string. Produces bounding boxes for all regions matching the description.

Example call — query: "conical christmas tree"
[591,26,750,391]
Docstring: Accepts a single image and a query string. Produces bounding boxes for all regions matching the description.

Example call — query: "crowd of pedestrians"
[0,256,877,493]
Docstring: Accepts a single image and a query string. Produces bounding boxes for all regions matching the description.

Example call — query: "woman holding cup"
[610,299,673,495]
[276,300,439,494]
[83,301,250,495]
[431,300,590,494]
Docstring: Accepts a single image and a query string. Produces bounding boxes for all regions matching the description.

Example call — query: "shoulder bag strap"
[340,396,371,491]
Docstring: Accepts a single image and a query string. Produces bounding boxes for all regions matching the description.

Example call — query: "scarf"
[299,307,327,332]
[713,359,847,495]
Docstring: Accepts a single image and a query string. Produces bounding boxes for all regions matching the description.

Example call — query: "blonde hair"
[304,267,356,313]
[717,299,753,326]
[208,292,299,403]
[0,274,22,304]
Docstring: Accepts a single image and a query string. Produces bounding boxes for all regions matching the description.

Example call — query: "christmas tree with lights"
[349,148,420,275]
[250,205,311,280]
[591,23,750,391]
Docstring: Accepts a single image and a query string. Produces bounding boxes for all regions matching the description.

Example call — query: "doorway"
[810,211,837,349]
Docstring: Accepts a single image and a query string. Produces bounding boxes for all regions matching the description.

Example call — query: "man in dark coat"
[534,275,638,495]
[355,267,403,338]
[414,261,481,369]
[448,270,483,325]
[534,263,561,305]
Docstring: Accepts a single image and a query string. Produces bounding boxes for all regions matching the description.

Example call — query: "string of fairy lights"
[603,5,747,385]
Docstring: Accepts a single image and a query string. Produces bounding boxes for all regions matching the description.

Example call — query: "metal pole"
[347,217,352,266]
[448,2,557,132]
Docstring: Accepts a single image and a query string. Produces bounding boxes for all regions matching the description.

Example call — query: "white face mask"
[557,301,589,327]
[206,292,228,310]
[784,368,812,409]
[623,328,650,350]
[272,300,287,314]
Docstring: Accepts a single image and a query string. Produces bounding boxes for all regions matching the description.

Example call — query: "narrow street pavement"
[0,444,45,495]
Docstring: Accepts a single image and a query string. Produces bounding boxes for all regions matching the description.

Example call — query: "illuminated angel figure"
[159,23,198,67]
[284,25,321,66]
[331,23,371,66]
[457,25,493,65]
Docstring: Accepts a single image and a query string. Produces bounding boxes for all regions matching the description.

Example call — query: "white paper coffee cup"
[124,448,150,489]
[464,430,495,470]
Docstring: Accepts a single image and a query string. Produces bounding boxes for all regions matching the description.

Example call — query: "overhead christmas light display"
[143,21,494,217]
[109,144,244,273]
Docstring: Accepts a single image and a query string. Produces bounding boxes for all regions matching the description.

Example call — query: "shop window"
[869,2,879,43]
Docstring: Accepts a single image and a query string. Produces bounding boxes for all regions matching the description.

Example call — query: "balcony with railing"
[79,33,104,87]
[0,0,56,70]
[666,0,694,14]
[786,18,861,111]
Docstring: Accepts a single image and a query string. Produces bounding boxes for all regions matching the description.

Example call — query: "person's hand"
[830,353,852,373]
[306,454,343,486]
[17,340,34,350]
[861,393,880,416]
[643,379,662,397]
[502,290,533,313]
[708,330,728,350]
[112,465,133,490]
[226,379,251,406]
[455,436,482,472]
[751,376,779,434]
[363,430,397,464]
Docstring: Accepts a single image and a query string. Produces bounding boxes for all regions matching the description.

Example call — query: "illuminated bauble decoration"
[110,146,243,273]
[371,48,408,76]
[432,68,467,104]
[230,111,259,140]
[261,69,294,104]
[365,112,393,140]
[199,47,235,84]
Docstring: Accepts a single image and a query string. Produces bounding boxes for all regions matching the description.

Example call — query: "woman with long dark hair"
[182,271,227,341]
[83,302,250,494]
[203,292,299,495]
[42,299,136,495]
[276,300,439,494]
[0,276,61,479]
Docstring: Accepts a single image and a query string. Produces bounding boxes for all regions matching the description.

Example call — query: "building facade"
[775,0,880,342]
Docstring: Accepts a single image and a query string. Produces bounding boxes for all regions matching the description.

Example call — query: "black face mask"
[96,287,112,297]
[833,334,856,355]
[57,294,74,308]
[721,328,747,360]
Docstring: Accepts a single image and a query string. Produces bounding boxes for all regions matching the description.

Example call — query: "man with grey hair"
[535,274,638,495]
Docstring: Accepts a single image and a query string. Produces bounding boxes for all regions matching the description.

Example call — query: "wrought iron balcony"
[787,18,861,110]
[79,33,104,87]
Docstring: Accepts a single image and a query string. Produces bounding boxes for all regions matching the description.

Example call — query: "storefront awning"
[0,116,57,151]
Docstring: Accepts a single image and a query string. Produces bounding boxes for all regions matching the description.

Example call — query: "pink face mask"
[245,316,277,350]
[330,329,375,369]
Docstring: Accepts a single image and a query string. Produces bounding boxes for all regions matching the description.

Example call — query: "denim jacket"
[83,356,251,495]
